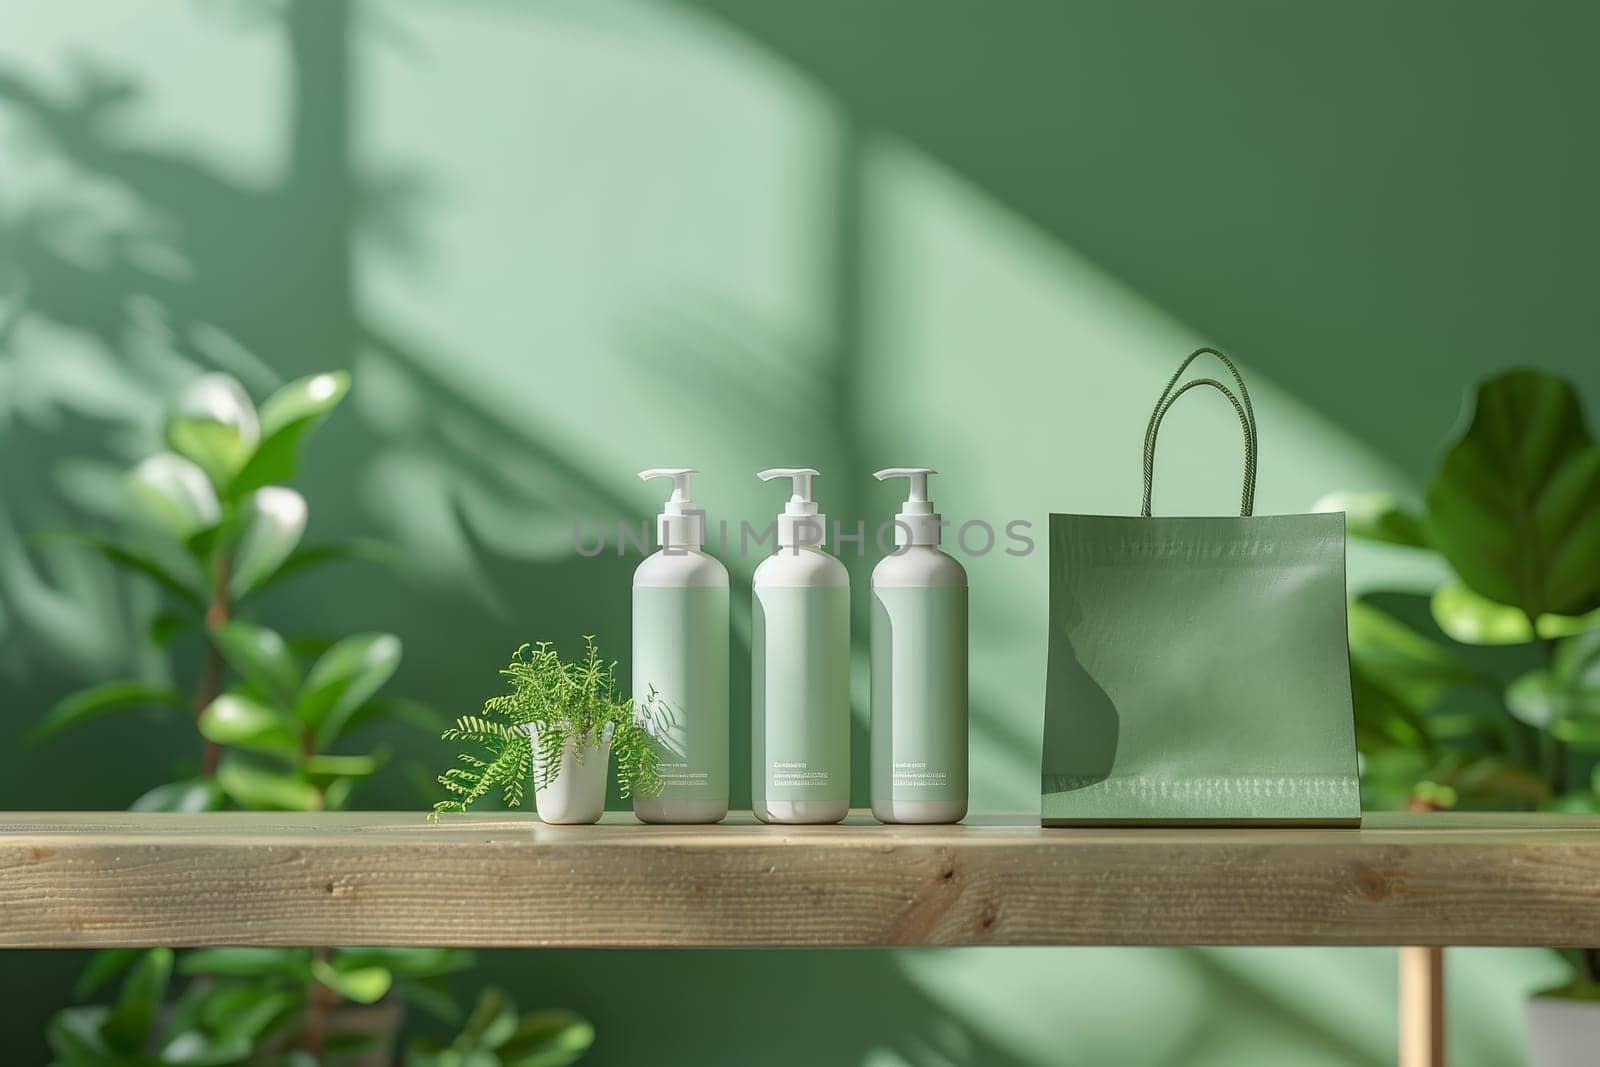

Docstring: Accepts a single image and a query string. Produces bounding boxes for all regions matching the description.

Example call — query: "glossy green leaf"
[1430,582,1535,645]
[499,1010,596,1067]
[130,778,226,813]
[1551,717,1600,751]
[229,371,350,497]
[74,949,141,999]
[393,975,464,1023]
[1508,630,1600,733]
[130,452,222,538]
[179,947,311,980]
[216,759,321,811]
[47,1005,111,1061]
[209,621,300,708]
[207,988,297,1045]
[1539,793,1600,814]
[30,680,188,743]
[159,1029,256,1066]
[303,750,386,780]
[1348,599,1487,710]
[228,487,307,599]
[311,959,391,1004]
[1313,490,1429,548]
[455,987,518,1051]
[150,611,197,648]
[50,531,206,609]
[1554,627,1600,687]
[335,947,474,979]
[1426,370,1600,619]
[296,632,402,744]
[245,538,399,598]
[1431,581,1600,645]
[100,947,172,1054]
[321,775,358,811]
[166,373,260,491]
[199,694,300,757]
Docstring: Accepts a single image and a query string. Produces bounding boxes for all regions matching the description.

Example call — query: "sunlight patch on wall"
[858,134,1420,811]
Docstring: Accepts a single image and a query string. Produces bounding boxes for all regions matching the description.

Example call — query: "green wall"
[2,1,1595,1063]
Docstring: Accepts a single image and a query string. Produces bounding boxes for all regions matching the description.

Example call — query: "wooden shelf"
[2,811,1597,949]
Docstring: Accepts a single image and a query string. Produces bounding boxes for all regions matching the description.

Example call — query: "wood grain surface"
[1,811,1596,948]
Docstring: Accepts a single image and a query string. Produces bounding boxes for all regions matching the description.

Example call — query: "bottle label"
[871,586,968,806]
[752,585,851,806]
[633,585,729,803]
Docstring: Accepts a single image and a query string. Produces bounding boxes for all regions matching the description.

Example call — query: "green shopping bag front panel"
[1041,512,1360,826]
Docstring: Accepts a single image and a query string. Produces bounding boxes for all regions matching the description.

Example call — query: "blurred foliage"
[32,372,591,1064]
[1325,368,1600,987]
[48,948,591,1067]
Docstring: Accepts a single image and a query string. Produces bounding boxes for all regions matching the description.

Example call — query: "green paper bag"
[1041,349,1360,826]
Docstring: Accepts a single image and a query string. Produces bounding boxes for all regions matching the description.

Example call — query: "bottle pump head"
[638,467,705,548]
[757,468,826,549]
[873,467,942,546]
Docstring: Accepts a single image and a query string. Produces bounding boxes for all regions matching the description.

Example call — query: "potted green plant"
[433,638,663,823]
[1321,369,1600,1063]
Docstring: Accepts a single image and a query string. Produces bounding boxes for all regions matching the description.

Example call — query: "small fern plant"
[432,637,662,818]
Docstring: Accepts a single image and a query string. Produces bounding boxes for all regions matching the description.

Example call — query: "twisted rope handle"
[1141,347,1259,517]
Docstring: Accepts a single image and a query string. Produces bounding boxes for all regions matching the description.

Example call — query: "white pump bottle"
[870,467,968,824]
[750,468,851,824]
[632,468,729,824]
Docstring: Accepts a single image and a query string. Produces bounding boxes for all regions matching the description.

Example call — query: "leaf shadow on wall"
[0,1,1400,1064]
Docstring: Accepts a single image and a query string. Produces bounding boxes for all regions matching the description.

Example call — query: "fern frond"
[428,637,664,815]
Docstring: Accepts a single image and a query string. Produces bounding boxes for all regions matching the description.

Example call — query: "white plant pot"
[1526,995,1600,1067]
[529,728,610,825]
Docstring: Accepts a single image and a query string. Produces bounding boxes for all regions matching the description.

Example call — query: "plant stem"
[303,946,337,1057]
[192,555,231,777]
[1539,632,1569,796]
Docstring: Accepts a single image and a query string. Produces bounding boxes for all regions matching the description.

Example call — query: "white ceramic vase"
[1526,996,1600,1067]
[529,726,610,825]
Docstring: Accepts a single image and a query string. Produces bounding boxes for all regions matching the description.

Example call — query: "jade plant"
[432,638,662,817]
[29,370,417,812]
[30,371,593,1063]
[1323,367,1600,991]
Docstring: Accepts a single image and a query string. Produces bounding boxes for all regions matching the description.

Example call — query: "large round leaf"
[1431,581,1600,645]
[1426,370,1600,619]
[129,452,221,538]
[229,372,350,497]
[229,487,307,599]
[167,374,261,490]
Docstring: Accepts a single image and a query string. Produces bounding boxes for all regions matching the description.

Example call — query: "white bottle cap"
[873,467,942,546]
[757,468,826,548]
[638,468,705,548]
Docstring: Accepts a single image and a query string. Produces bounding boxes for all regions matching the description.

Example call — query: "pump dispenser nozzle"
[639,467,705,548]
[873,467,943,546]
[757,467,826,549]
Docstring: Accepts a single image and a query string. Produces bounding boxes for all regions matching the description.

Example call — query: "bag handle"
[1141,347,1258,517]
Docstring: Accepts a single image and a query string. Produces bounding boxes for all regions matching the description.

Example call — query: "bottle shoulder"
[634,548,729,588]
[753,548,849,588]
[872,547,967,588]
